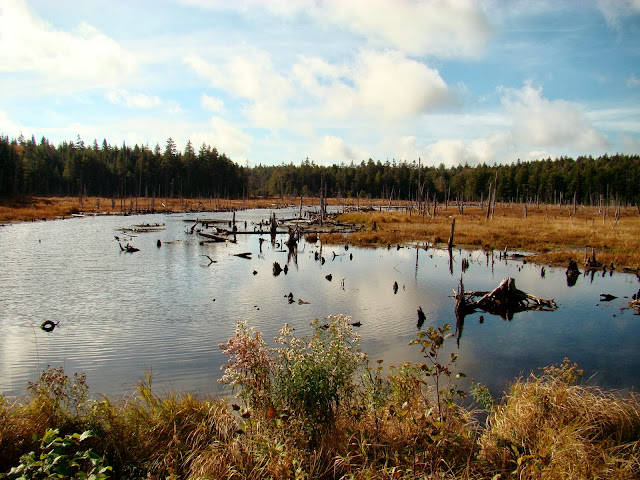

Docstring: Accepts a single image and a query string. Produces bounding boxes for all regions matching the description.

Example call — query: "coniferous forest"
[1,134,639,206]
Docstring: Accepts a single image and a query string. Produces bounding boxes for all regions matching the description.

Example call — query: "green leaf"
[78,430,94,442]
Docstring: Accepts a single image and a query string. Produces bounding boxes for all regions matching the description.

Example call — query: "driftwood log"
[454,277,557,321]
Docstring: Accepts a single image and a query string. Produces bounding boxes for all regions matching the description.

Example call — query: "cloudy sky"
[1,0,639,167]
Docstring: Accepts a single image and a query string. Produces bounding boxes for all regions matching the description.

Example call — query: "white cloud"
[322,0,492,58]
[311,135,365,164]
[190,48,452,129]
[186,51,292,102]
[186,51,295,129]
[177,0,492,58]
[291,50,452,123]
[201,94,224,112]
[106,89,161,109]
[0,110,24,138]
[0,0,136,90]
[627,75,640,87]
[208,116,252,158]
[597,0,640,27]
[353,50,451,120]
[185,54,222,84]
[501,82,608,150]
[245,100,289,129]
[425,132,509,168]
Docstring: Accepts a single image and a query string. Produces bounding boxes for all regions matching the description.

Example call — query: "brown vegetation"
[0,195,325,223]
[1,336,638,479]
[2,196,640,271]
[322,203,640,270]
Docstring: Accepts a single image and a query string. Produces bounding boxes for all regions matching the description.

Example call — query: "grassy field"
[1,319,638,480]
[324,203,640,271]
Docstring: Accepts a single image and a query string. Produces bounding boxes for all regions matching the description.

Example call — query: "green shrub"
[7,428,111,480]
[219,315,366,441]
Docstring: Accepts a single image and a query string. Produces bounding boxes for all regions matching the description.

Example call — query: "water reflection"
[0,208,639,400]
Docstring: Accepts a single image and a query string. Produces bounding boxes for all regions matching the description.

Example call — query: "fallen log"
[198,232,236,243]
[454,277,557,321]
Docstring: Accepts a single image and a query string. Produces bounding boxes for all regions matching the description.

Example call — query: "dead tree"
[454,277,557,321]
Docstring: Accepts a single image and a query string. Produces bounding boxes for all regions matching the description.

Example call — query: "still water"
[1,208,639,400]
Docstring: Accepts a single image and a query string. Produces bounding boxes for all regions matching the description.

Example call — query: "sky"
[1,0,639,168]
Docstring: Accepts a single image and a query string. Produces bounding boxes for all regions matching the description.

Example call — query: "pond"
[1,207,639,400]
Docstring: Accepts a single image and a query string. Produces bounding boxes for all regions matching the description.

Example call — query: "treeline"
[0,135,245,200]
[1,134,639,205]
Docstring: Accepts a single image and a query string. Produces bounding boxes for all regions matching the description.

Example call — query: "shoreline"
[2,195,639,271]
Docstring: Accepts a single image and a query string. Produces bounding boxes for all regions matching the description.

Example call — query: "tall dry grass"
[0,194,349,224]
[3,336,639,479]
[479,360,640,479]
[327,203,640,270]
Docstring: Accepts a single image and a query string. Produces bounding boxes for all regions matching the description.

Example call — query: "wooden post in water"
[447,218,455,251]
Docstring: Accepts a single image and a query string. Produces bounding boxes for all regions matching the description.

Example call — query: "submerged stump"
[454,277,557,321]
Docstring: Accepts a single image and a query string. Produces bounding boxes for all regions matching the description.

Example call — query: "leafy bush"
[26,366,89,425]
[273,316,365,437]
[219,315,366,440]
[7,428,111,480]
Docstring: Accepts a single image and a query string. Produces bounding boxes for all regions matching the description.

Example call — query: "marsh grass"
[2,327,639,479]
[0,195,341,224]
[4,196,637,269]
[327,203,640,269]
[479,359,640,479]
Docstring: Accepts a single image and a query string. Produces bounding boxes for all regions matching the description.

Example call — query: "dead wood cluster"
[454,277,557,321]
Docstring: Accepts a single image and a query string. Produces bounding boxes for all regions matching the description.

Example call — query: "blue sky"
[1,0,639,167]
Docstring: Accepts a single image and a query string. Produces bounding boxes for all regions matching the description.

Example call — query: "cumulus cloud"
[353,50,450,120]
[311,135,362,164]
[291,50,452,122]
[177,0,493,58]
[186,51,295,129]
[106,89,161,109]
[500,82,608,151]
[185,51,292,102]
[0,0,136,90]
[189,48,452,129]
[208,116,252,158]
[425,132,509,168]
[322,0,492,58]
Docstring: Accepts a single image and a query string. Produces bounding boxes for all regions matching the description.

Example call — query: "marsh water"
[1,207,639,400]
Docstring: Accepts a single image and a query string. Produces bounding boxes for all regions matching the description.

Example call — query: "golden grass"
[2,361,639,479]
[0,195,327,223]
[479,363,640,479]
[326,203,640,270]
